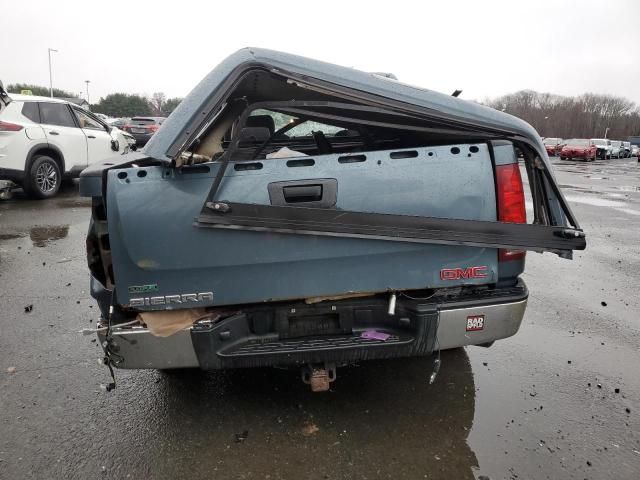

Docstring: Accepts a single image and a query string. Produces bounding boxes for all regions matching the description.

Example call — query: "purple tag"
[361,330,390,341]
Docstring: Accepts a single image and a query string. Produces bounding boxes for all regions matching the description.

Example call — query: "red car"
[560,139,597,161]
[543,137,563,156]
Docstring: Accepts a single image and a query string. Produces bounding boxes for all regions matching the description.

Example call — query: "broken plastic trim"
[196,202,585,255]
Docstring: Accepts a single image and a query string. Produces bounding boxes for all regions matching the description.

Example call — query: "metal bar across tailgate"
[196,202,586,254]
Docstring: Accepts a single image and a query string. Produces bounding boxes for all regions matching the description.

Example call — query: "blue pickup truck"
[80,49,585,391]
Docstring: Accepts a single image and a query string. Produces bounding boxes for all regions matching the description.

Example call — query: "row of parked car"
[543,137,638,161]
[0,83,167,198]
[103,116,166,148]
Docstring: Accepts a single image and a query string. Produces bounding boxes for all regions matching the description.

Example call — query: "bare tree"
[486,90,640,139]
[149,92,167,116]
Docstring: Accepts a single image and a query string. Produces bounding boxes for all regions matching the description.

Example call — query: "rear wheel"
[24,155,61,199]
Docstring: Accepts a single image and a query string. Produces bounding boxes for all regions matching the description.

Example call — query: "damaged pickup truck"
[80,48,586,391]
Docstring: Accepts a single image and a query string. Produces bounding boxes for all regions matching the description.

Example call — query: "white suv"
[0,86,133,198]
[609,140,624,159]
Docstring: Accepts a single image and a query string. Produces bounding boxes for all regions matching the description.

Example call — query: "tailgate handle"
[268,179,337,208]
[283,185,322,203]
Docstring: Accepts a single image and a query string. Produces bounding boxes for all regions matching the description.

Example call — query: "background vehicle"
[560,139,597,161]
[609,140,624,158]
[122,116,166,147]
[0,87,132,198]
[632,145,639,157]
[622,141,631,158]
[80,49,585,389]
[108,117,130,130]
[591,138,612,159]
[543,137,563,156]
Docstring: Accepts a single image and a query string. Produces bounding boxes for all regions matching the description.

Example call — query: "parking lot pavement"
[1,158,639,480]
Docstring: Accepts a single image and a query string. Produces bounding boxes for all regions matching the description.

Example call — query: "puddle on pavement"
[29,225,70,247]
[616,207,640,216]
[614,185,640,192]
[0,233,26,241]
[55,198,92,209]
[146,348,481,479]
[564,195,626,208]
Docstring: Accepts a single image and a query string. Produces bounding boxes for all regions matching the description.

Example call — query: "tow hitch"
[301,363,336,392]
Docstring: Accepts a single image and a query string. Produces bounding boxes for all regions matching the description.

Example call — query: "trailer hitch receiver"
[302,363,337,392]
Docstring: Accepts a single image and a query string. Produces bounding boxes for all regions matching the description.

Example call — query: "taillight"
[496,163,526,261]
[148,124,159,132]
[0,120,24,131]
[123,124,132,131]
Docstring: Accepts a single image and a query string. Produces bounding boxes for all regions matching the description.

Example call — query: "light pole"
[48,48,58,98]
[604,127,610,139]
[85,80,90,104]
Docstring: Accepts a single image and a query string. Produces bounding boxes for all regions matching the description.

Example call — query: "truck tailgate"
[106,143,499,308]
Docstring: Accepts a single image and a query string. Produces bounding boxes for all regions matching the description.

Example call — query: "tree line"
[8,83,640,139]
[6,83,183,118]
[486,90,640,140]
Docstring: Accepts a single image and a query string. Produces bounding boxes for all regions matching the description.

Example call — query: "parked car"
[609,140,624,159]
[560,139,597,161]
[0,86,133,198]
[622,141,631,158]
[591,138,612,159]
[122,116,166,147]
[543,137,563,156]
[80,48,585,391]
[108,117,130,129]
[632,145,639,157]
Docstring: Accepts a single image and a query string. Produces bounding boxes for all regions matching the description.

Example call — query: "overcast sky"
[2,0,639,104]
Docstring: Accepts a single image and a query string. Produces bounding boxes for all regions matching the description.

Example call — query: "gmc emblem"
[440,266,488,281]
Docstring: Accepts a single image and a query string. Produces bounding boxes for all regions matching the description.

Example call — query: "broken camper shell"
[84,48,584,252]
[130,48,584,255]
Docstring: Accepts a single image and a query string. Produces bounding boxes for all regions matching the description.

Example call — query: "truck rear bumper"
[99,282,528,370]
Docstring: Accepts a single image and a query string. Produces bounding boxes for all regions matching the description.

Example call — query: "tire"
[23,155,61,199]
[560,156,566,160]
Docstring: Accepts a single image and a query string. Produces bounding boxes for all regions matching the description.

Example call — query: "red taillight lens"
[0,120,24,131]
[496,163,526,223]
[148,124,159,132]
[123,124,132,131]
[496,163,526,261]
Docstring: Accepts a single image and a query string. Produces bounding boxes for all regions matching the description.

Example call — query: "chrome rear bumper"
[99,284,527,370]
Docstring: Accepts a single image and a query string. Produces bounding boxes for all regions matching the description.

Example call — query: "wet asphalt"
[0,157,639,480]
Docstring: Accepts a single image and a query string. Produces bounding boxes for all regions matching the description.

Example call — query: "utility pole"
[85,80,91,105]
[48,48,58,98]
